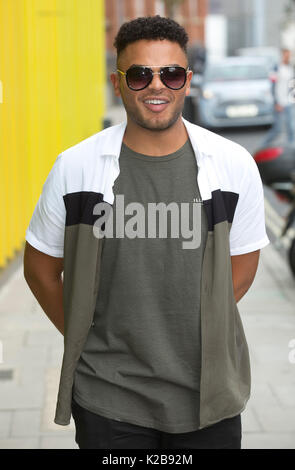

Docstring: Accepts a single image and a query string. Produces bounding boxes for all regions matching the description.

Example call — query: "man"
[261,48,295,147]
[24,16,269,449]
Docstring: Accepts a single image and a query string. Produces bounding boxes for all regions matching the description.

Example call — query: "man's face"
[282,49,291,64]
[111,39,193,131]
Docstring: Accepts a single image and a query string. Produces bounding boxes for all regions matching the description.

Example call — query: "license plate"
[225,104,258,118]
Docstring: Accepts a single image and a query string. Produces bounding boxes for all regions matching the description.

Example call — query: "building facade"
[105,0,208,53]
[105,0,208,106]
[209,0,289,55]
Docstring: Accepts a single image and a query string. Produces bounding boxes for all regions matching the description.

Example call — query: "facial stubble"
[121,93,186,131]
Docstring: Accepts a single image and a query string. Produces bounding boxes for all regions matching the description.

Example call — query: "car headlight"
[202,89,215,100]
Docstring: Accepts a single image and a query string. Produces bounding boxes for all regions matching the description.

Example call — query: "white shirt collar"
[99,117,214,165]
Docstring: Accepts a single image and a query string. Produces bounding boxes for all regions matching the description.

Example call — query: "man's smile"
[143,100,169,113]
[142,97,170,113]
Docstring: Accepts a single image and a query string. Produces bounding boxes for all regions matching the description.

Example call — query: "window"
[135,0,145,17]
[205,63,269,81]
[116,0,124,24]
[189,0,198,17]
[155,0,165,16]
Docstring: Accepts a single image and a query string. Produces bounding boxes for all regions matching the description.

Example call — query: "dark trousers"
[71,398,242,449]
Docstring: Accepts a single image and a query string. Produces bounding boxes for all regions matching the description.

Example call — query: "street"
[219,125,295,266]
[0,109,295,449]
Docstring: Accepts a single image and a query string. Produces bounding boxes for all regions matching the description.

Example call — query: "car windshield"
[205,64,269,81]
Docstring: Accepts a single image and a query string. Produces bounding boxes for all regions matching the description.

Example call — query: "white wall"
[205,14,227,61]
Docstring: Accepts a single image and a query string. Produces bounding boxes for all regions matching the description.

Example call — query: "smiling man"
[23,16,269,449]
[113,40,191,138]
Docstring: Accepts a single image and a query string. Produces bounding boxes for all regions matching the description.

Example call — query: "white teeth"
[144,100,168,104]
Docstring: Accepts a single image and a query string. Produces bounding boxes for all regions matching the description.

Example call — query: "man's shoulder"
[185,119,252,167]
[184,119,258,194]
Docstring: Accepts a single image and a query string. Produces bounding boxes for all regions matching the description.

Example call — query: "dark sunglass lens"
[127,67,151,90]
[161,67,186,89]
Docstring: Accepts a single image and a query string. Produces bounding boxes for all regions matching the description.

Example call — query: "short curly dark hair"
[114,15,189,59]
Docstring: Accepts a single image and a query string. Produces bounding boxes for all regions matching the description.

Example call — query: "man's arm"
[231,250,260,303]
[23,242,64,335]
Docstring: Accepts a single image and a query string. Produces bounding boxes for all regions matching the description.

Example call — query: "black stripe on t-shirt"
[203,190,239,231]
[63,189,239,230]
[63,191,105,226]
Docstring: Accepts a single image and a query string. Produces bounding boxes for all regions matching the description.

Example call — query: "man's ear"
[185,70,193,97]
[110,72,121,98]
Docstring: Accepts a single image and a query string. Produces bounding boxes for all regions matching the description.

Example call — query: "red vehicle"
[253,145,295,276]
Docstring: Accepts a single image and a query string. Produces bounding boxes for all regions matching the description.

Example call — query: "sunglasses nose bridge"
[148,70,166,89]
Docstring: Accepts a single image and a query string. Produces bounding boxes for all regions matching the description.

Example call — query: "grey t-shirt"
[73,138,208,433]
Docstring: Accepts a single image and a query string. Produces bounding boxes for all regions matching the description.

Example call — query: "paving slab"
[242,433,295,449]
[0,438,39,449]
[40,436,78,449]
[0,411,12,439]
[11,410,42,438]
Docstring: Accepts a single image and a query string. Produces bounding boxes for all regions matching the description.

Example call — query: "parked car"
[186,56,275,129]
[235,46,280,74]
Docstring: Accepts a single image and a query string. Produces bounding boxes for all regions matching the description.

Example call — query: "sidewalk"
[0,108,295,449]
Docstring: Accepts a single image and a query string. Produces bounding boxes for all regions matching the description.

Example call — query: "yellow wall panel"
[0,0,105,268]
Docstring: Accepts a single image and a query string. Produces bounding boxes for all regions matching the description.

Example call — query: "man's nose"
[149,72,165,90]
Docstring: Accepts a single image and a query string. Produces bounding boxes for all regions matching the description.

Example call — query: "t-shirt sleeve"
[229,151,270,256]
[25,153,65,258]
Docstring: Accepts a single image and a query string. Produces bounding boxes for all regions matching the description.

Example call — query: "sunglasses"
[117,65,190,91]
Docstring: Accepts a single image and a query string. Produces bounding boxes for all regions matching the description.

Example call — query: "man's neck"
[122,116,189,156]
